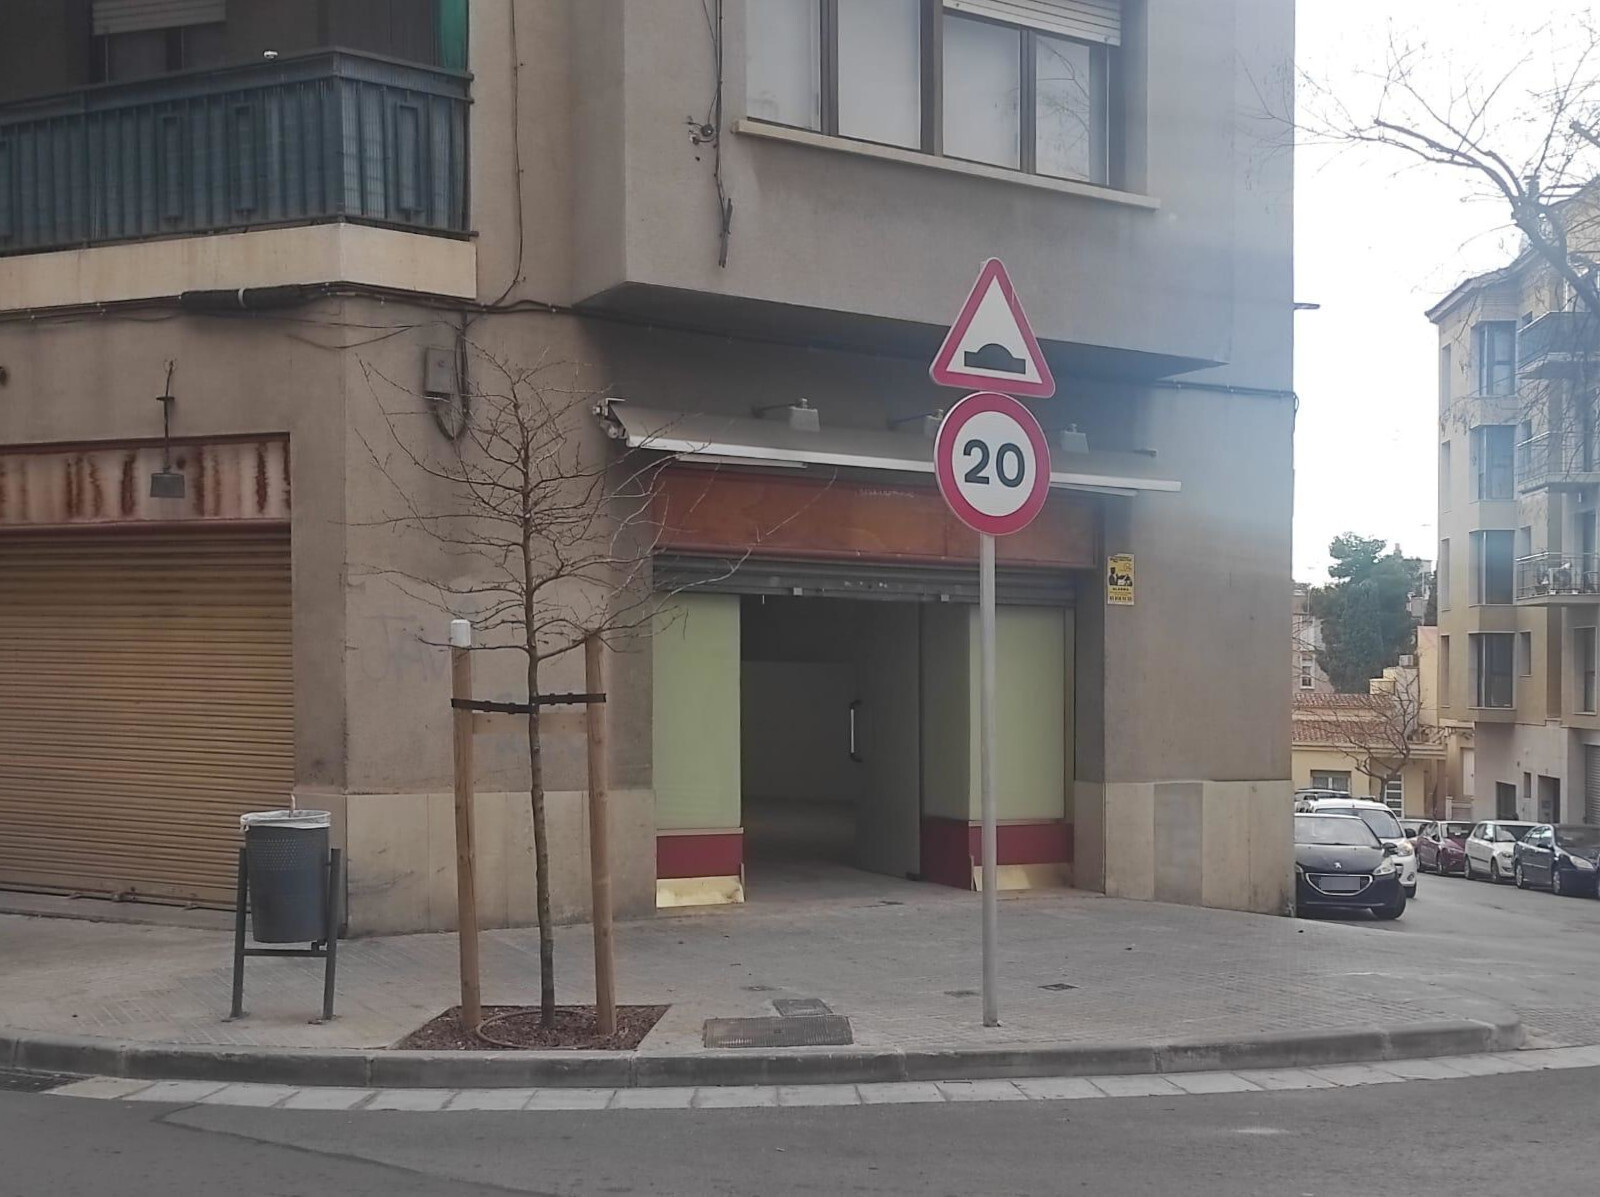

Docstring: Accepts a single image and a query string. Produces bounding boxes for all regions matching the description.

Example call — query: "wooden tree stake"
[585,636,617,1036]
[450,619,483,1032]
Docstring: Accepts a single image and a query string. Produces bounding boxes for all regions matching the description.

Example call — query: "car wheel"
[1375,892,1407,920]
[1515,862,1527,889]
[1553,869,1566,898]
[1490,857,1502,883]
[1465,855,1477,881]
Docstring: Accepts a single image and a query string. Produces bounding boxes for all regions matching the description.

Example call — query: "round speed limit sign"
[934,391,1052,537]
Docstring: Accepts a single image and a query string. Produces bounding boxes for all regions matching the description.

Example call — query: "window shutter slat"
[93,0,226,36]
[944,0,1121,46]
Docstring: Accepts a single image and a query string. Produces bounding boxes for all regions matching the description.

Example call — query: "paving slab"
[0,877,1572,1091]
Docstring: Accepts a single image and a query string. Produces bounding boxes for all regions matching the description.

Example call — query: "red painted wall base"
[918,817,1072,890]
[657,831,744,880]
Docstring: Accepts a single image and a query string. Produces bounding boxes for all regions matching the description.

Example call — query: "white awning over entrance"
[595,400,1181,497]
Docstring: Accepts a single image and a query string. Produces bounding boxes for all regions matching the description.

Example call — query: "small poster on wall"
[1106,554,1136,606]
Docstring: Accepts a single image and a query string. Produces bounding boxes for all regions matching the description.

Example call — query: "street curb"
[0,1013,1524,1089]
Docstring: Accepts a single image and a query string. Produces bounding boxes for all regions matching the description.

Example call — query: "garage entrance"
[0,529,294,907]
[740,596,922,892]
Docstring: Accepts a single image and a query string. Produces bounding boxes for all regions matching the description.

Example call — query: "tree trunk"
[525,654,555,1026]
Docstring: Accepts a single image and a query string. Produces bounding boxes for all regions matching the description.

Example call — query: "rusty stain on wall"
[0,439,290,528]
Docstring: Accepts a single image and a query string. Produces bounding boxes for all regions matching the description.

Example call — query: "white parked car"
[1301,798,1418,897]
[1463,821,1539,883]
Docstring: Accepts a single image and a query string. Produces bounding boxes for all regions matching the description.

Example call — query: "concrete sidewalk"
[0,879,1525,1085]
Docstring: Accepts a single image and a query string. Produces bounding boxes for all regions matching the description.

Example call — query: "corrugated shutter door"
[0,530,292,907]
[1586,746,1600,825]
[92,0,226,35]
[944,0,1121,45]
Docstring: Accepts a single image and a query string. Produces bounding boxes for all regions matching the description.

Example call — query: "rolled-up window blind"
[93,0,226,36]
[944,0,1120,46]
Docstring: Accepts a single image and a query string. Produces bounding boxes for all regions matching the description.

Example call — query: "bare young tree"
[357,347,670,1027]
[1299,21,1600,317]
[1333,672,1426,797]
[1291,19,1600,591]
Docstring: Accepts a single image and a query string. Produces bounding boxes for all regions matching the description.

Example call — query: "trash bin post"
[320,848,342,1023]
[230,847,248,1019]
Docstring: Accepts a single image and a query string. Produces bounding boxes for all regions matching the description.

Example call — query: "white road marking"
[45,1047,1600,1112]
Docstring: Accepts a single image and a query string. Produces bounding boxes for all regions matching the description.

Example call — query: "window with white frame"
[1470,425,1515,501]
[1298,651,1315,690]
[1475,321,1517,397]
[746,0,1118,185]
[1577,626,1597,714]
[1471,529,1515,605]
[1382,777,1403,813]
[1471,632,1515,708]
[1438,538,1450,610]
[1310,771,1351,792]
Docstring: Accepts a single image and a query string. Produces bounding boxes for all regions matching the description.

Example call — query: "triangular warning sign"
[929,259,1056,399]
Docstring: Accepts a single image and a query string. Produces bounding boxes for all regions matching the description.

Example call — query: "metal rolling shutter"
[1586,746,1600,825]
[92,0,226,35]
[944,0,1121,45]
[0,530,292,907]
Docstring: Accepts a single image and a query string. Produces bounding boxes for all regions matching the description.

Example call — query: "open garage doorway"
[739,596,923,897]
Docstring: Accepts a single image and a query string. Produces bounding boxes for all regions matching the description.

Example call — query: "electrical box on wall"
[423,347,457,397]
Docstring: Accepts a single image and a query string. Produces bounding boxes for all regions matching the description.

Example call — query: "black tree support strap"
[451,695,605,713]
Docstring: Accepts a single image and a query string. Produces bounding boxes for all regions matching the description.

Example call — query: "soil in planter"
[395,1004,669,1051]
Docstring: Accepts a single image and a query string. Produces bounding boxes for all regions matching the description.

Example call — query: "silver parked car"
[1463,821,1539,883]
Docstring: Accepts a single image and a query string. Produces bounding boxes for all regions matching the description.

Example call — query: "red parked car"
[1417,820,1475,876]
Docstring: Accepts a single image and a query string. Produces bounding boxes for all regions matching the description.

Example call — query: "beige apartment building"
[0,0,1295,933]
[1431,206,1600,827]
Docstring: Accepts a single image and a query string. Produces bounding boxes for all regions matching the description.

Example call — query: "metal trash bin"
[240,809,331,944]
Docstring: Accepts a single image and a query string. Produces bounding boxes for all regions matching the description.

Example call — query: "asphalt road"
[1317,859,1600,1047]
[2,1064,1597,1197]
[2,873,1594,1197]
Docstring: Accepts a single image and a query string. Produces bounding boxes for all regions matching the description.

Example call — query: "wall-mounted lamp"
[150,362,186,499]
[752,397,820,432]
[887,410,943,439]
[1058,425,1090,454]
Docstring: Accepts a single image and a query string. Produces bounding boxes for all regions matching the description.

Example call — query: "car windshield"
[1295,815,1380,848]
[1352,808,1403,839]
[1556,827,1600,852]
[1442,822,1473,839]
[1493,825,1533,842]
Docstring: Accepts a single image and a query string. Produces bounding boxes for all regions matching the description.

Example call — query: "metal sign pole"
[979,532,1000,1028]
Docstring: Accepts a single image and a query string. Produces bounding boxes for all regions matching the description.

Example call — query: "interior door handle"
[849,700,863,763]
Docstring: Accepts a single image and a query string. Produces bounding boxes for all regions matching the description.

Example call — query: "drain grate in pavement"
[1039,982,1078,992]
[945,989,979,998]
[704,1014,854,1049]
[772,997,833,1018]
[0,1069,73,1094]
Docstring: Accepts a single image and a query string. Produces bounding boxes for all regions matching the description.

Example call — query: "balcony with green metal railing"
[0,48,469,258]
[1518,311,1600,380]
[1516,552,1600,605]
[1516,431,1600,493]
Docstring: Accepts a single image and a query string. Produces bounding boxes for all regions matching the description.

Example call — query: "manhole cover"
[772,997,833,1018]
[0,1069,72,1094]
[704,1015,854,1049]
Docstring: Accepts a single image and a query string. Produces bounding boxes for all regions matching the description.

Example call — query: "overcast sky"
[1292,0,1586,580]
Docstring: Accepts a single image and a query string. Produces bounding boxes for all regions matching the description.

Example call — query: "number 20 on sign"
[934,391,1051,538]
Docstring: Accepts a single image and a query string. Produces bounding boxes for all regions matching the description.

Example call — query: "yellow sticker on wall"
[1106,554,1135,606]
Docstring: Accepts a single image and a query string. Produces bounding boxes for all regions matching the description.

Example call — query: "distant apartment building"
[1291,582,1334,695]
[1430,198,1600,827]
[1290,628,1446,818]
